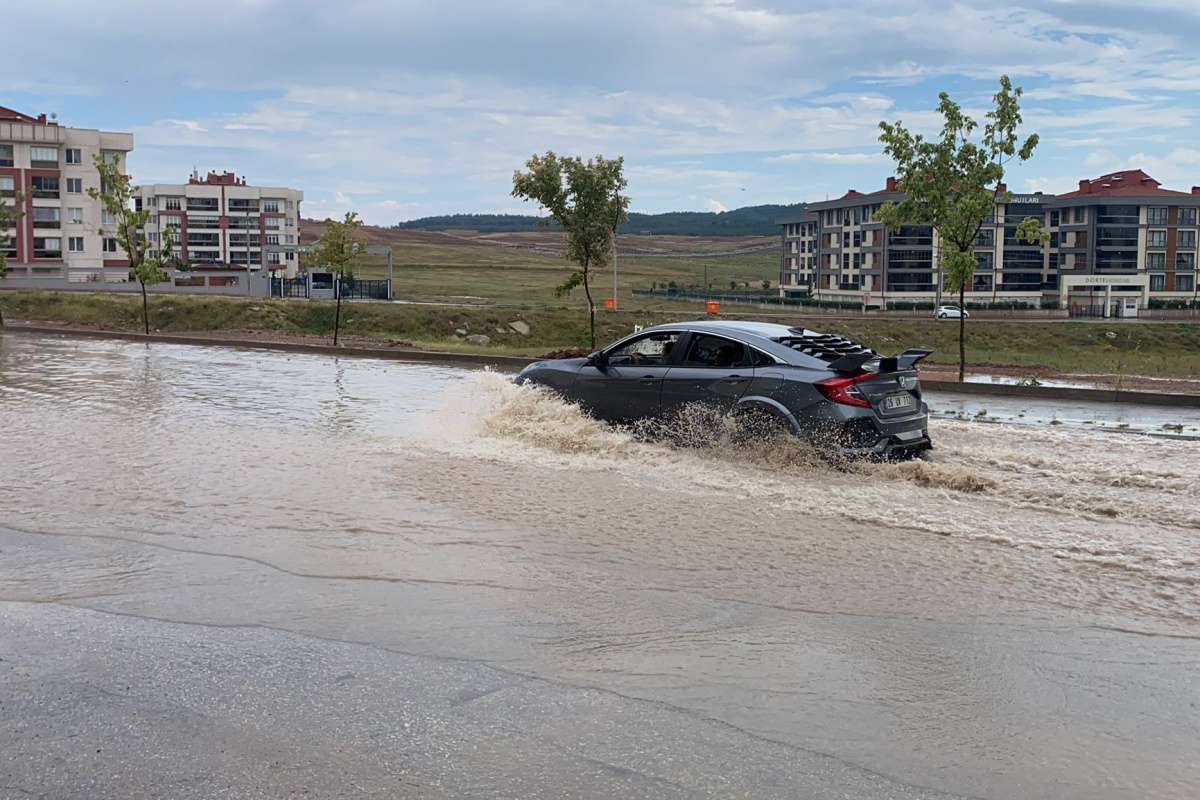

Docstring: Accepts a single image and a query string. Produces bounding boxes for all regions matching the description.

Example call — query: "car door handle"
[722,375,746,383]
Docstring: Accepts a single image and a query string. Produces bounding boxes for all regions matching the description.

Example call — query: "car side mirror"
[585,350,608,369]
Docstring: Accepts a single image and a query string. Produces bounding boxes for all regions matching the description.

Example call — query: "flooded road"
[1,331,1197,799]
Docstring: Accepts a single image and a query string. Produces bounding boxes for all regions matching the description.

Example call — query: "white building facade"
[0,106,133,280]
[139,171,303,279]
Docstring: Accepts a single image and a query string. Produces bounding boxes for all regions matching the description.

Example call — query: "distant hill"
[393,203,806,237]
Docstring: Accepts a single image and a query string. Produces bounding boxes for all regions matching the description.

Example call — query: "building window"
[0,176,13,197]
[1179,230,1196,249]
[165,197,182,210]
[65,148,82,165]
[1148,229,1167,248]
[102,238,118,254]
[263,200,281,213]
[1097,205,1139,224]
[266,234,280,245]
[101,210,117,227]
[1177,252,1196,270]
[32,207,61,228]
[1049,231,1060,248]
[1049,210,1060,227]
[1147,207,1168,225]
[852,252,861,268]
[67,207,83,224]
[852,230,861,247]
[68,236,85,253]
[30,176,60,199]
[66,178,83,194]
[1149,274,1165,292]
[0,144,12,167]
[33,237,62,258]
[842,231,850,248]
[1147,252,1166,270]
[1180,208,1198,226]
[266,217,282,229]
[842,253,849,269]
[1178,275,1195,292]
[1073,207,1086,223]
[30,146,59,167]
[975,251,994,272]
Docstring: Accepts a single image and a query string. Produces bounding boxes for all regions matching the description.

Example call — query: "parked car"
[935,305,969,319]
[515,321,932,459]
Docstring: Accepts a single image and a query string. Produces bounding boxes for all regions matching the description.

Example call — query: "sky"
[5,0,1200,225]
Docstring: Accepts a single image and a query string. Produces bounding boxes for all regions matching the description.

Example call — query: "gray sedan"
[515,320,932,458]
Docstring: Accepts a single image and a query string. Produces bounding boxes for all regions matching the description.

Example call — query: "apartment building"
[778,211,819,294]
[138,171,304,278]
[782,170,1200,309]
[0,106,133,279]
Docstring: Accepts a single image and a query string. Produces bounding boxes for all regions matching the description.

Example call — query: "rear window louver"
[774,329,876,363]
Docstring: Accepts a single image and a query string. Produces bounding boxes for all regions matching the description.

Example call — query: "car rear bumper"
[835,407,931,459]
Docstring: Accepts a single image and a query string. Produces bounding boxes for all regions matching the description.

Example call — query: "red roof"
[1057,169,1195,199]
[0,106,50,124]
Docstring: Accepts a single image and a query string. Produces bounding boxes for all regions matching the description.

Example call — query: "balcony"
[186,200,220,212]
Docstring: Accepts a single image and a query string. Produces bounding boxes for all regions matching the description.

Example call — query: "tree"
[512,152,630,349]
[877,75,1047,382]
[0,190,25,328]
[309,212,366,345]
[89,155,178,335]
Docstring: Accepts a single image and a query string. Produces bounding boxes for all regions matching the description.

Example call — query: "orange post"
[705,300,720,315]
[604,297,617,311]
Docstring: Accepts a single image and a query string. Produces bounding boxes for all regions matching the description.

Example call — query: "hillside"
[391,203,806,237]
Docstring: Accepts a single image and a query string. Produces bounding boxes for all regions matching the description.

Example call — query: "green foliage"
[877,75,1044,379]
[392,203,806,236]
[511,151,630,346]
[88,155,176,287]
[309,212,367,277]
[0,192,22,280]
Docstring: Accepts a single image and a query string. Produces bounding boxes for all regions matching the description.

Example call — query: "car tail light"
[816,374,872,408]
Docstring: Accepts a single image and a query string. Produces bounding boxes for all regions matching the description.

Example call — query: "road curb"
[5,323,1198,406]
[2,323,536,372]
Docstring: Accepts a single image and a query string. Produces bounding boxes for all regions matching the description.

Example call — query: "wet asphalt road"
[2,602,955,800]
[2,332,1198,799]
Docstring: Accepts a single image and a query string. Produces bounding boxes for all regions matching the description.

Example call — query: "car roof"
[647,320,801,339]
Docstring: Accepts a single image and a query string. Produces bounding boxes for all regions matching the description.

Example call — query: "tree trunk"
[958,283,966,383]
[141,280,150,336]
[333,273,343,346]
[581,258,595,349]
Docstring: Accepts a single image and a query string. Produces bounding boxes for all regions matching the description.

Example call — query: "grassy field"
[3,290,1199,378]
[300,221,780,308]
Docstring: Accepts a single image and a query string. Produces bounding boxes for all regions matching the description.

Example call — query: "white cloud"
[8,0,1200,222]
[766,152,889,165]
[705,198,728,213]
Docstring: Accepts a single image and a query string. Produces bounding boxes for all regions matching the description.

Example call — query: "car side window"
[607,332,681,366]
[682,334,748,368]
[750,348,775,367]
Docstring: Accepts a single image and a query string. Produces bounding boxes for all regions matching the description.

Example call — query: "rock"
[508,320,531,336]
[465,334,491,346]
[455,328,468,336]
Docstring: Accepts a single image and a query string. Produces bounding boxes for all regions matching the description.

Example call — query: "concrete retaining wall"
[0,272,272,297]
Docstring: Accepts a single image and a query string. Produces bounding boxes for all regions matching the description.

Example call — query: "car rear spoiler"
[829,348,932,375]
[878,348,933,373]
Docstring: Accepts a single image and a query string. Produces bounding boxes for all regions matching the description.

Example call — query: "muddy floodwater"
[1,332,1197,800]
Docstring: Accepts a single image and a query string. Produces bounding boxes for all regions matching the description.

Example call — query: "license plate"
[883,393,915,411]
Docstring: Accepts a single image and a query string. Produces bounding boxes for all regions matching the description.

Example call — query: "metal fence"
[339,279,390,300]
[271,277,309,298]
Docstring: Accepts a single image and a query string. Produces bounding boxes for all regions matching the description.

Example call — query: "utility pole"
[388,247,394,300]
